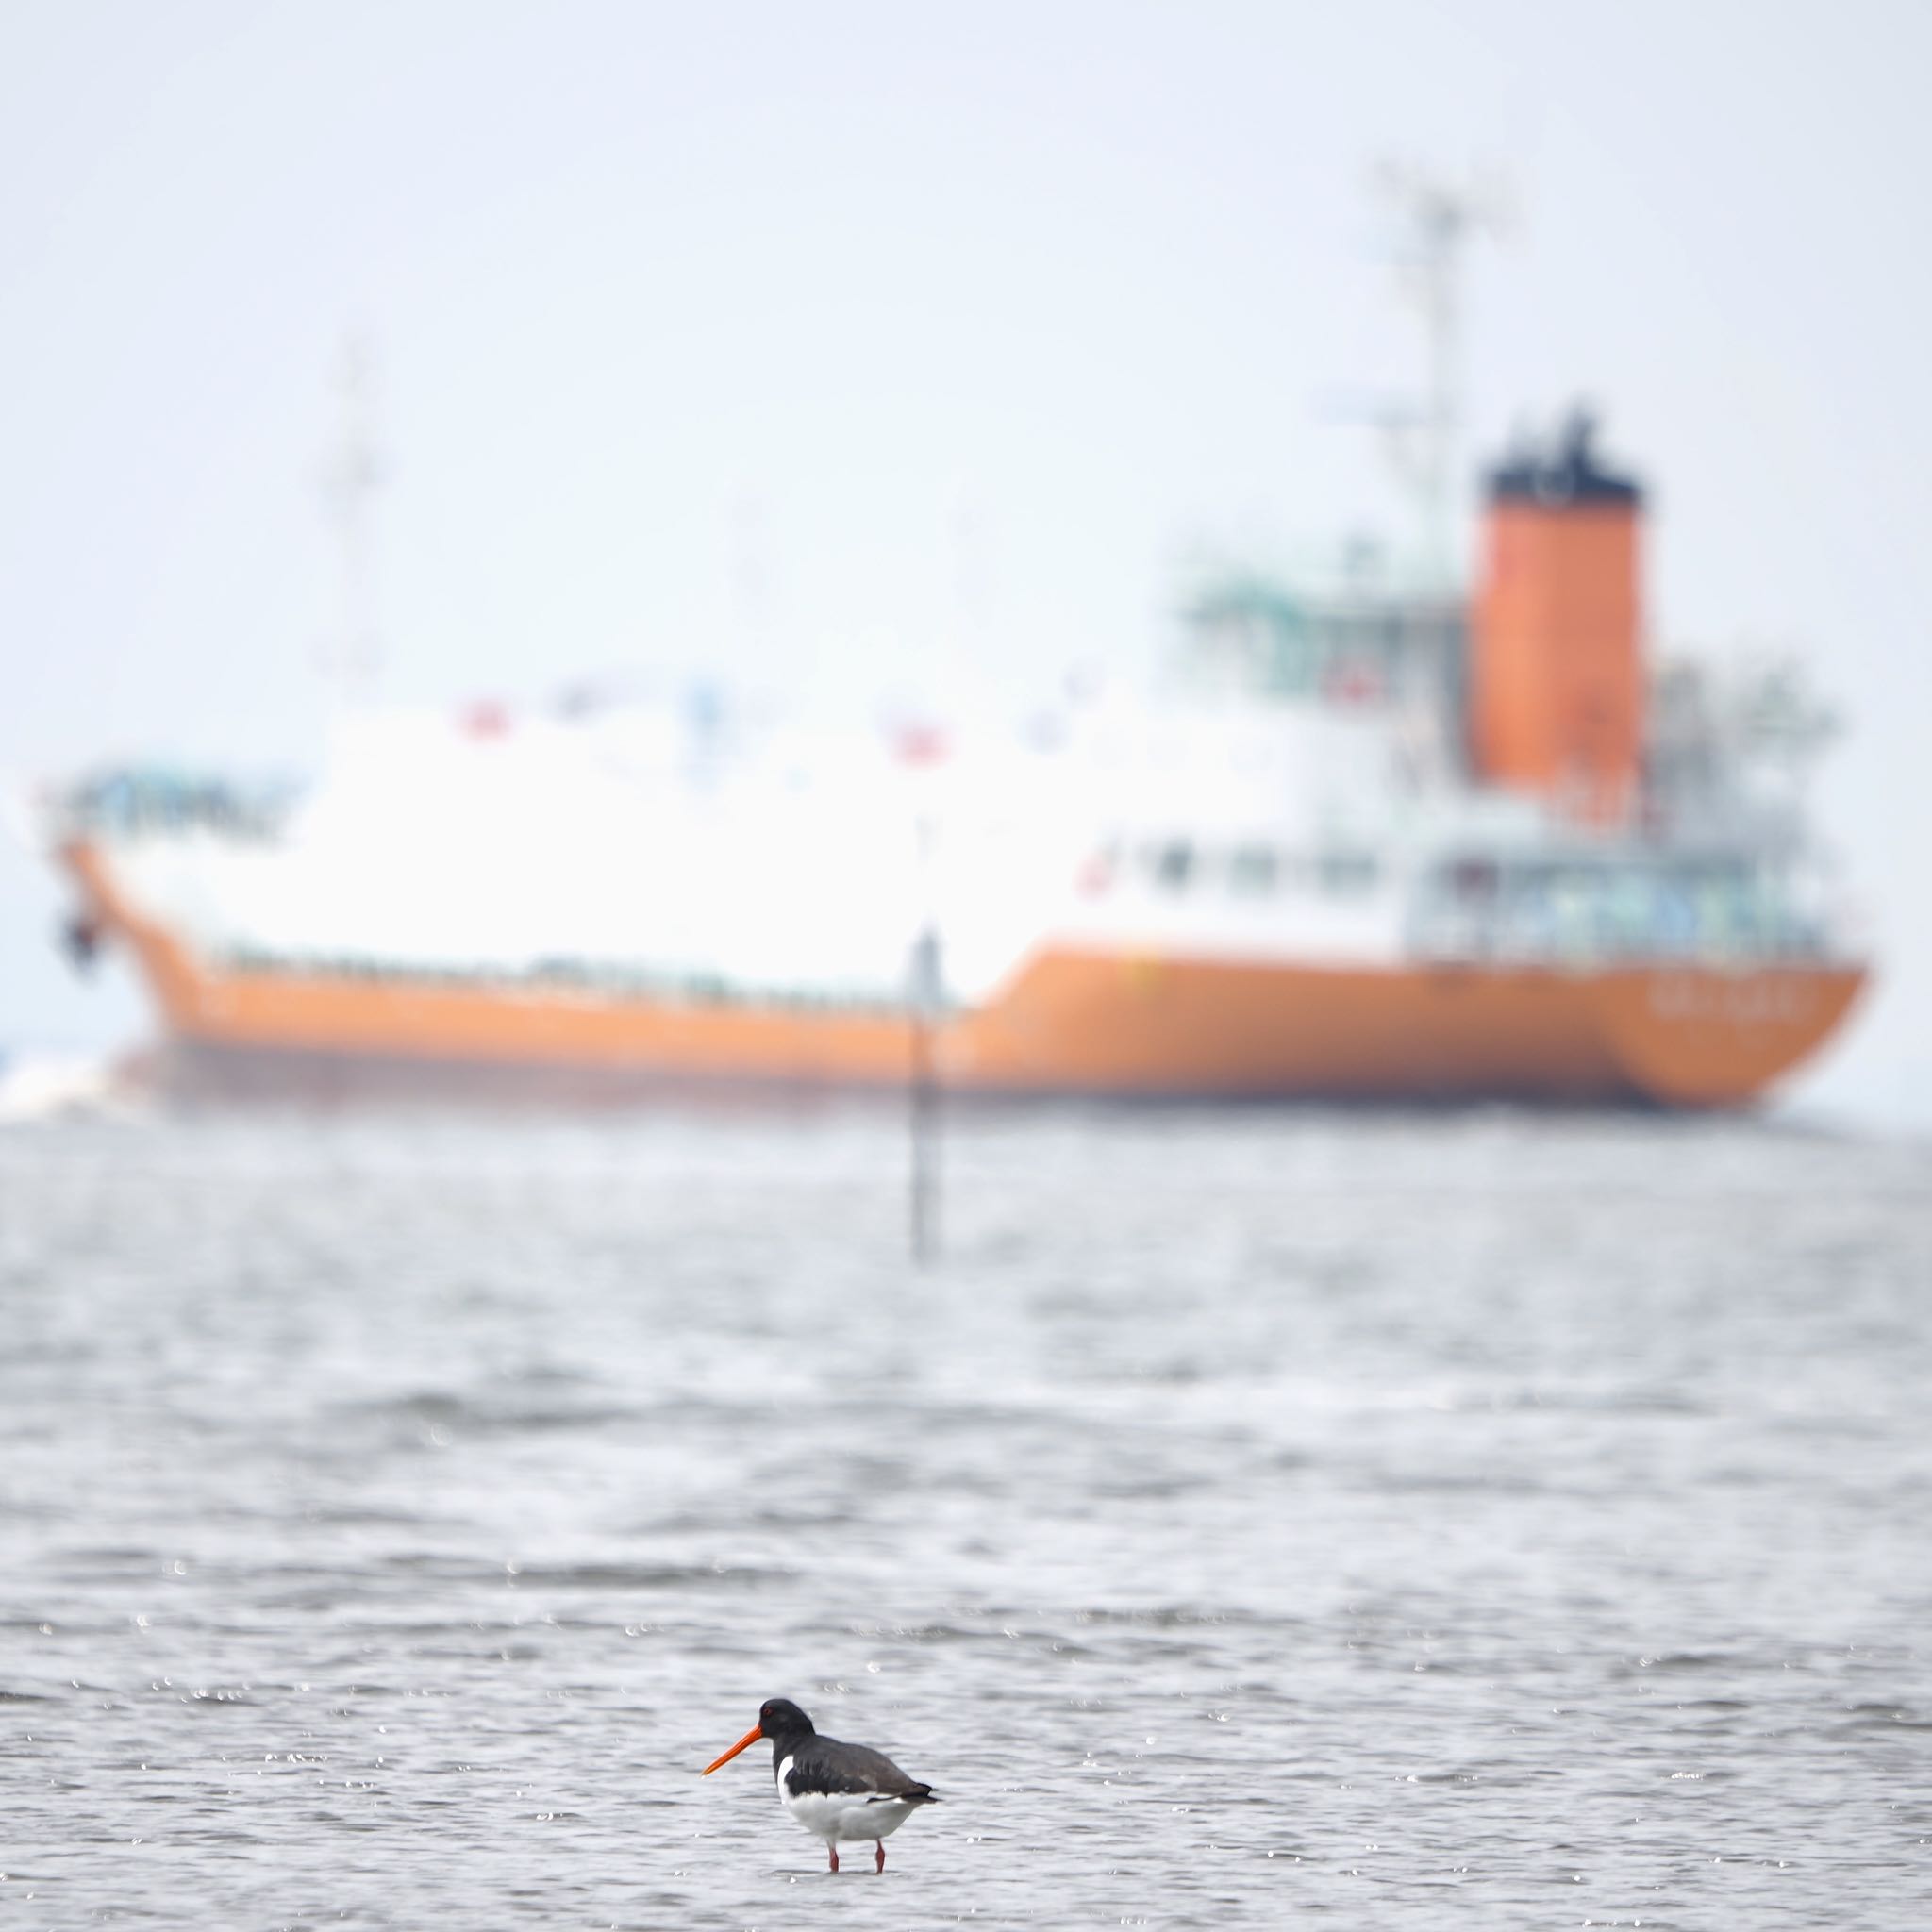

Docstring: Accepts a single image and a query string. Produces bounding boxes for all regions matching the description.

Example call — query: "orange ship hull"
[65,841,1865,1109]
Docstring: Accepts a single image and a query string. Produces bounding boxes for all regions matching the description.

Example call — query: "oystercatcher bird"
[701,1697,939,1873]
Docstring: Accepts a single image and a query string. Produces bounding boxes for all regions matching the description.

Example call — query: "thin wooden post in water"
[908,798,944,1265]
[908,921,941,1266]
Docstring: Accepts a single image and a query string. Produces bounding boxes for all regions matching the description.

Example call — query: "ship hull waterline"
[64,841,1866,1110]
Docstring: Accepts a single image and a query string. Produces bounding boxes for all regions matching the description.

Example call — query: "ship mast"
[318,334,385,708]
[1373,162,1502,587]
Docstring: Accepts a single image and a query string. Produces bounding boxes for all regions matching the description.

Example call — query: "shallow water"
[2,1106,1929,1927]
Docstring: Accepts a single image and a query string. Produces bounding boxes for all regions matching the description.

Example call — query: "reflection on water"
[1,1108,1928,1926]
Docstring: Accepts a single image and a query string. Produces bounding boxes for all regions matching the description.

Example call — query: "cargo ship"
[42,405,1865,1109]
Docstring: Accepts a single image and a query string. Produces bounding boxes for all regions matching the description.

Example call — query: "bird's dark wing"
[788,1738,940,1803]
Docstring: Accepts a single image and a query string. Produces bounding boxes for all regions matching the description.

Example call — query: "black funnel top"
[1487,408,1642,508]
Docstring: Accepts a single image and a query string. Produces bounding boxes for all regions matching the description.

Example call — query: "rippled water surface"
[3,1106,1930,1927]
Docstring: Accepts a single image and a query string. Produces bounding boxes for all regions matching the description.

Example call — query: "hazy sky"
[3,1,1927,1124]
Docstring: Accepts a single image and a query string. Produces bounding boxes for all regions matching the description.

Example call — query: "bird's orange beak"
[701,1723,764,1775]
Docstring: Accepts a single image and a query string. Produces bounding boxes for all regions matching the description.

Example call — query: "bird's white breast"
[773,1753,917,1844]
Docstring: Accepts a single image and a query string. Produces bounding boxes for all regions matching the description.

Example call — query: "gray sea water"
[2,1106,1930,1928]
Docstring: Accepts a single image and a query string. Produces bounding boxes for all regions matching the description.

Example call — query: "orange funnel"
[1473,409,1643,822]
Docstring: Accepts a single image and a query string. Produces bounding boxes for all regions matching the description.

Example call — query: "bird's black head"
[758,1698,815,1748]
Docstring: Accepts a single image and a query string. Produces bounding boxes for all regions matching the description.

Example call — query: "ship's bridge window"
[1228,845,1280,894]
[1146,841,1195,890]
[1449,858,1499,901]
[1318,849,1380,894]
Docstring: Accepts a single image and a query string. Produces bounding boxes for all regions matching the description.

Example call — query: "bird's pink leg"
[827,1844,839,1874]
[874,1840,886,1874]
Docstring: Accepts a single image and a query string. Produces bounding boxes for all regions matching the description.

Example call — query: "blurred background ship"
[42,397,1865,1109]
[33,176,1870,1110]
